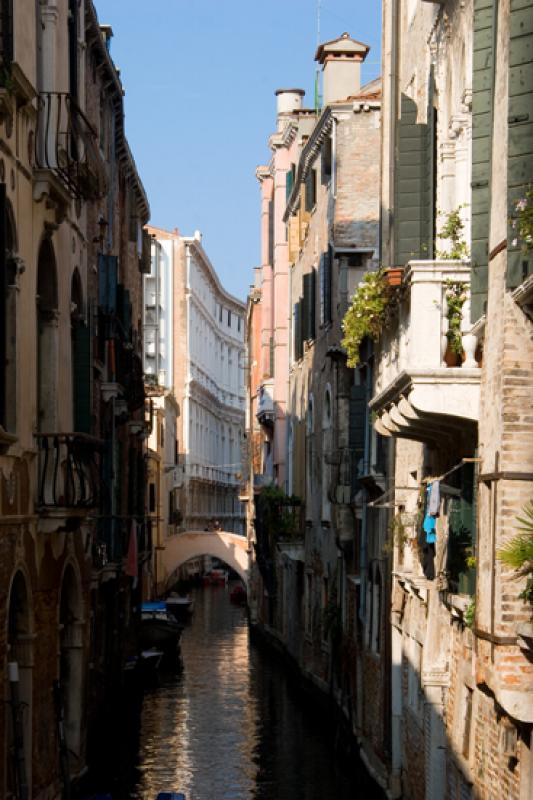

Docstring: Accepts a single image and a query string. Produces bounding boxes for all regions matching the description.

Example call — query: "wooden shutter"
[98,254,118,314]
[310,268,316,339]
[394,94,431,265]
[305,169,316,212]
[325,246,333,324]
[0,183,6,428]
[303,272,313,340]
[507,0,533,289]
[0,1,14,69]
[288,215,300,263]
[286,169,294,203]
[470,0,496,320]
[73,321,92,433]
[349,382,367,493]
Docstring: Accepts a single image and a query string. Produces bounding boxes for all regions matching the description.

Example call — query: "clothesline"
[421,457,480,485]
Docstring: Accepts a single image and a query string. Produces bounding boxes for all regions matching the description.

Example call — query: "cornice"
[283,107,334,221]
[184,238,246,312]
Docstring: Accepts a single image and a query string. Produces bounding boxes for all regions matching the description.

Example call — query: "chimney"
[315,32,370,106]
[275,88,305,130]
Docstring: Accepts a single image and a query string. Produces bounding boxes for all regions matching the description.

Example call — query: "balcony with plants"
[342,211,481,445]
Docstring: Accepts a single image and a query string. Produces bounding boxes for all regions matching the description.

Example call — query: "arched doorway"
[58,564,84,773]
[36,237,59,432]
[6,569,33,800]
[0,189,18,435]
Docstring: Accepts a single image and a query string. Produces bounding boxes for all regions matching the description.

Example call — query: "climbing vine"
[341,269,390,368]
[445,280,467,357]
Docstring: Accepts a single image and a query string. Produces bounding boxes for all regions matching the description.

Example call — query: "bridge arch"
[160,530,250,593]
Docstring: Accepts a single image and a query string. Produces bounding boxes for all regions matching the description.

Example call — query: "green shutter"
[305,170,316,212]
[310,268,316,338]
[471,0,496,320]
[286,169,294,202]
[73,321,91,433]
[98,254,118,314]
[395,93,431,265]
[349,383,367,494]
[507,0,533,289]
[303,272,315,341]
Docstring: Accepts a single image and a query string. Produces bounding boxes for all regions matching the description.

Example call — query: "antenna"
[314,0,322,111]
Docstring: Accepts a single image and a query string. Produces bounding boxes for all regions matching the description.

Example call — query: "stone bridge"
[159,530,251,592]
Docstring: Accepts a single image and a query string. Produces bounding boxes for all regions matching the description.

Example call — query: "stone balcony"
[256,379,275,425]
[369,260,481,445]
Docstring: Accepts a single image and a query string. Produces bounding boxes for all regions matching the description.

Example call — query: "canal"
[127,583,384,800]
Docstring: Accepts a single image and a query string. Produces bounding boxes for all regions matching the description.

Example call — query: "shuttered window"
[98,254,118,314]
[319,247,333,326]
[293,300,303,361]
[72,320,92,433]
[302,270,316,341]
[305,169,317,213]
[286,167,294,203]
[394,91,434,265]
[507,0,533,289]
[471,0,496,320]
[0,183,6,429]
[0,1,13,71]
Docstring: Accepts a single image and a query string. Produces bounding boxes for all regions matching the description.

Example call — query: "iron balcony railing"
[35,433,103,510]
[35,92,108,200]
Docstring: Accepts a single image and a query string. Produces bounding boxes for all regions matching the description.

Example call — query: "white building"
[144,227,246,539]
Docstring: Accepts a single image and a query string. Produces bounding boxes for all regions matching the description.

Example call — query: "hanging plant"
[510,188,533,253]
[445,280,467,356]
[437,206,470,260]
[341,269,390,368]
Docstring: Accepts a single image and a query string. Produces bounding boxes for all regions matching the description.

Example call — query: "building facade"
[0,2,150,796]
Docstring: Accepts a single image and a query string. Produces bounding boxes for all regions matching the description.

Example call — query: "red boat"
[230,584,247,605]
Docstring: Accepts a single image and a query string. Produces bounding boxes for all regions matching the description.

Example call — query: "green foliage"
[445,280,467,356]
[498,500,533,608]
[257,485,302,542]
[383,512,408,555]
[341,269,390,368]
[464,599,476,629]
[510,189,533,253]
[437,206,470,260]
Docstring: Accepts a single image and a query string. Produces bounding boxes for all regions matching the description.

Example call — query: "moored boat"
[203,568,228,586]
[165,593,194,622]
[140,602,183,652]
[229,583,247,605]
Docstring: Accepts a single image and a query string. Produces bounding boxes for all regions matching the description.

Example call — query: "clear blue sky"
[95,1,382,300]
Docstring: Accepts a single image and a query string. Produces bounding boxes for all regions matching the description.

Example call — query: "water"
[130,585,383,800]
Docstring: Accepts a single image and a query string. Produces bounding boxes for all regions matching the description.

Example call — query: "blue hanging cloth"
[423,483,437,543]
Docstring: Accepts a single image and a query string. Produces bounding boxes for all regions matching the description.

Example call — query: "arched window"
[36,237,59,432]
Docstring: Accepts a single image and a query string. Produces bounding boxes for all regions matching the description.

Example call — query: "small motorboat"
[230,584,247,605]
[155,794,186,800]
[165,593,195,622]
[140,602,183,652]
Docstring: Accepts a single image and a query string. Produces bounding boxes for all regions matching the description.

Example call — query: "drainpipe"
[8,662,29,800]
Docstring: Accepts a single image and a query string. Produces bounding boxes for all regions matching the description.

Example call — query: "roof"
[315,32,370,63]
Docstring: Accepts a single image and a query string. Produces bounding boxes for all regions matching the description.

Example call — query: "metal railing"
[35,92,107,200]
[35,433,103,509]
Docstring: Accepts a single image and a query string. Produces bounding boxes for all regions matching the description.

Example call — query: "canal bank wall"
[249,621,389,799]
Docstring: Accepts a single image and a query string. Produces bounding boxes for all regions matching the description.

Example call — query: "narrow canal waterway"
[130,584,384,800]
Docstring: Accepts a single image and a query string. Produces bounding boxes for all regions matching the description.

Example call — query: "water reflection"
[131,585,382,800]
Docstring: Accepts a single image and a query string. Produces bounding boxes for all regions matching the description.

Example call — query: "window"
[227,309,231,327]
[303,269,316,341]
[0,0,13,69]
[237,316,242,333]
[149,482,156,512]
[219,304,223,322]
[305,169,317,212]
[321,137,332,184]
[319,247,332,325]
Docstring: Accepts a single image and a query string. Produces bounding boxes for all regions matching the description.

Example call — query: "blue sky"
[96,1,382,300]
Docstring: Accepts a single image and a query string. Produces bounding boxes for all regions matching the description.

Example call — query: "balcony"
[256,379,275,425]
[35,434,103,529]
[34,92,107,203]
[369,261,481,444]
